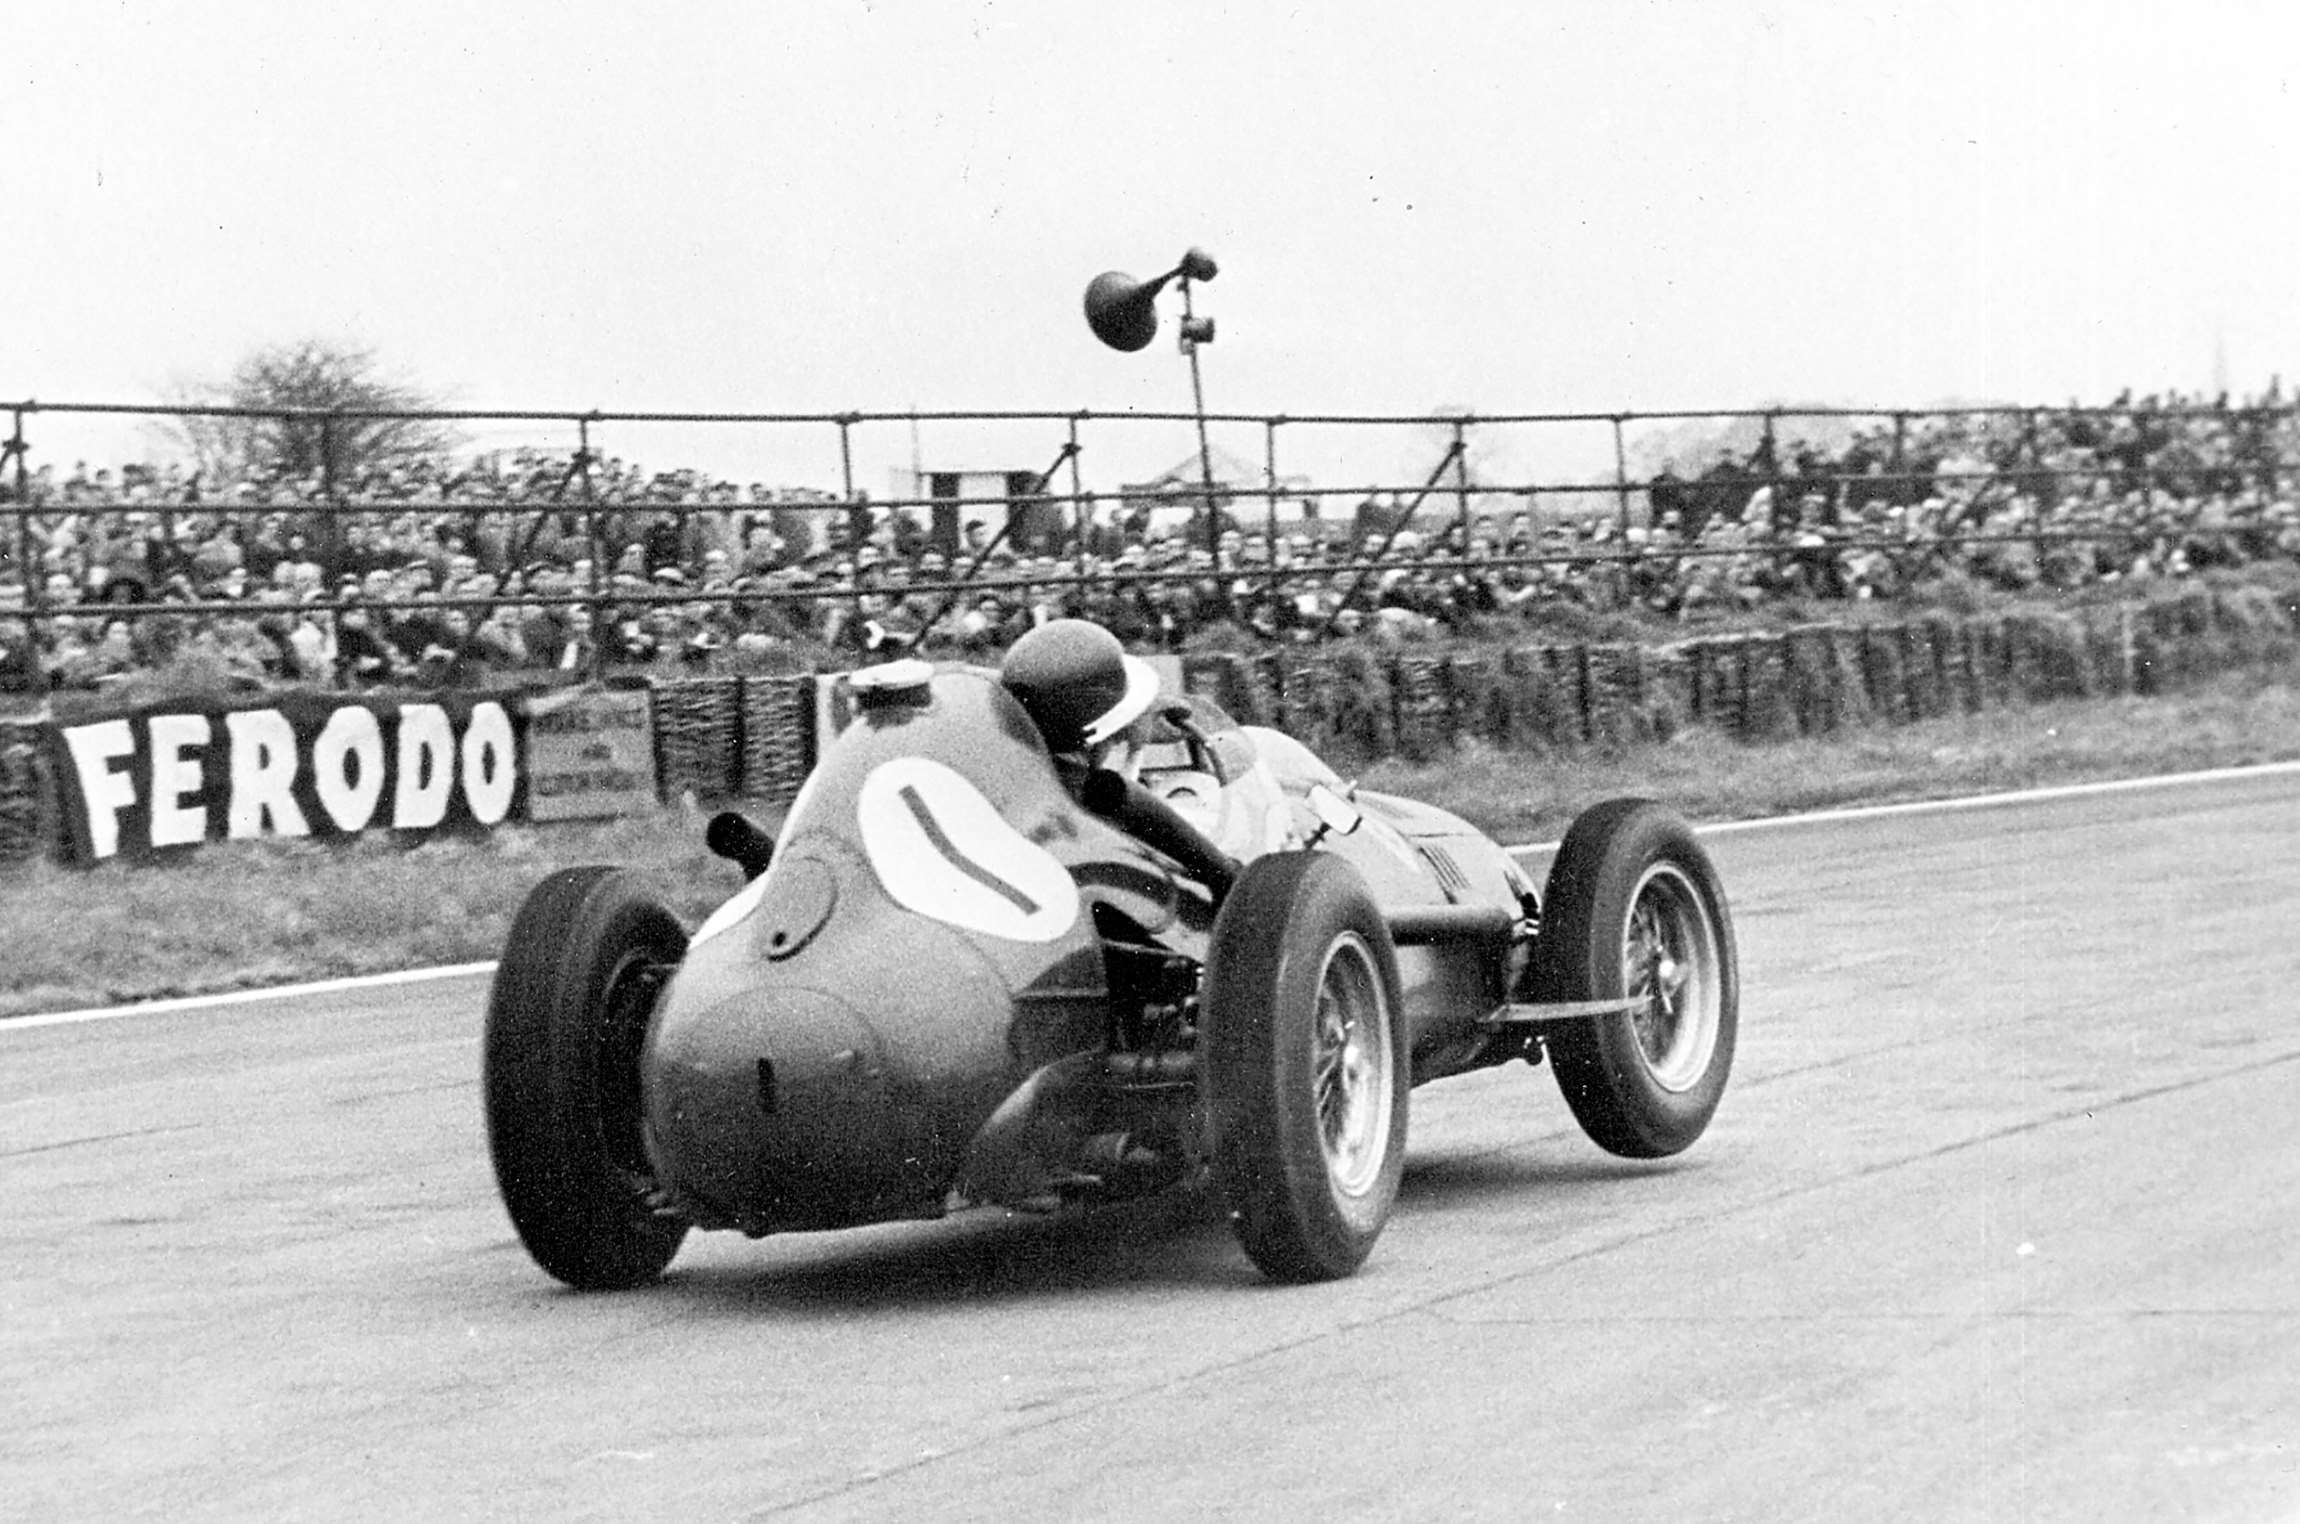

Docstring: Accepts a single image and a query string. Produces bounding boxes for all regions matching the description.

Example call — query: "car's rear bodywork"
[641,666,1532,1235]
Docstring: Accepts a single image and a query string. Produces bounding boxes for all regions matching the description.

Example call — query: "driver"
[997,618,1163,786]
[999,618,1294,860]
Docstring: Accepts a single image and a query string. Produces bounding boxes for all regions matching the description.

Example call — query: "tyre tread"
[484,866,689,1290]
[1203,852,1409,1283]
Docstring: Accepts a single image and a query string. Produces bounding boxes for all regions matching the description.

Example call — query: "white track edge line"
[1499,758,2300,855]
[9,758,2298,1033]
[1669,757,2300,840]
[3,961,500,1031]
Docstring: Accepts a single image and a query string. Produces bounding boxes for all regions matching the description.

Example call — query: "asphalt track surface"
[4,771,2296,1521]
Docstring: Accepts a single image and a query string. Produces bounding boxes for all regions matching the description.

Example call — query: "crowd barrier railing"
[3,397,2295,708]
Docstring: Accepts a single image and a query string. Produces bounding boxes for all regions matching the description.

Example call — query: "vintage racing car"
[484,658,1738,1289]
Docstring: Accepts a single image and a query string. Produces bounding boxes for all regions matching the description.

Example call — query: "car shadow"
[641,1184,1259,1315]
[1398,1146,1691,1215]
[562,1145,1694,1316]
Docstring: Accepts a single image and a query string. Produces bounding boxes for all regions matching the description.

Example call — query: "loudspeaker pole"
[1083,247,1222,568]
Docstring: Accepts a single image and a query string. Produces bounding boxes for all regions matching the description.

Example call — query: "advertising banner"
[524,685,658,821]
[46,691,524,864]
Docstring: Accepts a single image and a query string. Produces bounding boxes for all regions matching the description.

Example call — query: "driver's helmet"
[998,618,1160,754]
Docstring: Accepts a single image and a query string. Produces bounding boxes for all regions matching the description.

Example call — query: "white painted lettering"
[392,704,453,829]
[460,701,516,826]
[225,709,310,839]
[312,706,385,832]
[147,713,211,848]
[62,719,137,860]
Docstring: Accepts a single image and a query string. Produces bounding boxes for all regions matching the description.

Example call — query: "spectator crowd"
[4,389,2298,697]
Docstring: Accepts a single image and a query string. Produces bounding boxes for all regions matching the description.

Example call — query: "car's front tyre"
[485,867,689,1290]
[1202,852,1409,1283]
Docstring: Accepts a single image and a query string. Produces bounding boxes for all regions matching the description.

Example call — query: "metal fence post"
[580,414,603,682]
[7,403,54,707]
[317,413,342,680]
[1069,414,1089,575]
[318,412,344,569]
[837,414,860,552]
[1761,410,1782,586]
[1453,417,1473,551]
[7,405,30,589]
[2263,405,2283,497]
[1762,409,1780,509]
[1611,414,1631,534]
[1265,417,1282,553]
[2024,404,2042,512]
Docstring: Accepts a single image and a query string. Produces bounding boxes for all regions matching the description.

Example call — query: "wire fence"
[4,395,2297,703]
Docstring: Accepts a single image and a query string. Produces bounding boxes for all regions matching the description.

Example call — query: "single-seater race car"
[484,658,1737,1290]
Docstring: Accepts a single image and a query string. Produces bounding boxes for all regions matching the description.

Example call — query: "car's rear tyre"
[1202,852,1409,1283]
[485,866,689,1290]
[1533,799,1738,1159]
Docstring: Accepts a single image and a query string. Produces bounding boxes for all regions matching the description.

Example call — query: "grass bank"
[4,666,2297,1018]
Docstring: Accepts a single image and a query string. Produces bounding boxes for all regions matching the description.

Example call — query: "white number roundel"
[856,757,1079,943]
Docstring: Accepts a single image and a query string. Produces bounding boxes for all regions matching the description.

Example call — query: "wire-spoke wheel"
[1534,800,1738,1159]
[1204,852,1409,1283]
[1310,933,1397,1203]
[1620,863,1724,1094]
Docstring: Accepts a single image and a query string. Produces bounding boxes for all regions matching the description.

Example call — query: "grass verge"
[4,665,2297,1018]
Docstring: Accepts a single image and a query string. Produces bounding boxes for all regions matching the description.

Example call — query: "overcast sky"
[11,1,2296,490]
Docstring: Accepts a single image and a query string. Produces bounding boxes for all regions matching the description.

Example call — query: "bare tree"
[160,339,461,489]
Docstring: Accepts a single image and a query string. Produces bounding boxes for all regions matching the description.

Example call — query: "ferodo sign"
[47,693,524,863]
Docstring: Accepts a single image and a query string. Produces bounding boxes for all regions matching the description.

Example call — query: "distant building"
[891,467,1068,555]
[1117,447,1316,537]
